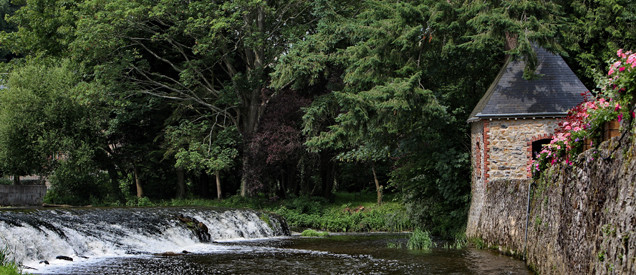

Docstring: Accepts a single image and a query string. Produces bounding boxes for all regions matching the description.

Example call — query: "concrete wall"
[0,185,47,206]
[466,137,636,274]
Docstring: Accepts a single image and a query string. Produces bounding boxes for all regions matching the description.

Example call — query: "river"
[0,207,530,274]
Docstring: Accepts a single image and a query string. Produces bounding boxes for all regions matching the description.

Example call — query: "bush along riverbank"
[149,192,414,233]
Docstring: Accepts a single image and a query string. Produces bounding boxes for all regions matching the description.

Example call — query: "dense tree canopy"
[0,0,632,235]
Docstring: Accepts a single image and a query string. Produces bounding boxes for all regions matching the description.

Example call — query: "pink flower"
[632,111,635,118]
[615,103,621,111]
[612,61,622,69]
[618,113,623,123]
[628,54,636,64]
[608,68,615,76]
[619,67,626,72]
[618,49,625,58]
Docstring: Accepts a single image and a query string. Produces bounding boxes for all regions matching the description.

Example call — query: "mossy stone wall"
[467,137,636,274]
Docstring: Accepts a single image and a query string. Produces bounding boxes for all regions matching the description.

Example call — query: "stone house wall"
[467,118,560,236]
[485,118,560,180]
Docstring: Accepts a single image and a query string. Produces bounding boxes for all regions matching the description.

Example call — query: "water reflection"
[37,233,530,275]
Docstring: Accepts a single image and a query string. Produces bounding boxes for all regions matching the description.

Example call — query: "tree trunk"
[215,170,222,200]
[13,175,19,185]
[106,162,124,202]
[198,173,210,198]
[240,154,249,197]
[176,167,185,199]
[239,87,265,197]
[319,151,335,198]
[133,165,143,198]
[371,164,382,205]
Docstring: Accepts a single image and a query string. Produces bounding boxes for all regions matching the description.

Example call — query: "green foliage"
[274,195,411,232]
[464,0,565,78]
[407,229,433,251]
[165,122,239,174]
[0,59,109,193]
[152,192,412,233]
[44,157,110,206]
[300,229,330,237]
[259,213,272,228]
[0,242,22,275]
[136,197,154,207]
[272,0,505,237]
[469,237,486,249]
[560,0,636,87]
[598,250,606,262]
[387,241,403,249]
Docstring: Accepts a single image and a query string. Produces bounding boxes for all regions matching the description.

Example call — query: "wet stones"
[56,255,73,261]
[177,214,212,242]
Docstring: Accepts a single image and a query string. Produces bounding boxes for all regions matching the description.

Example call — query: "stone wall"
[485,118,560,180]
[466,137,636,274]
[468,118,559,236]
[0,185,47,206]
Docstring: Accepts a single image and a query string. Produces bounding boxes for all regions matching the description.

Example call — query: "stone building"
[466,47,587,231]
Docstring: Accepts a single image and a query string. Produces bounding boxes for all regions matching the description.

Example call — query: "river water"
[33,234,531,274]
[0,207,530,274]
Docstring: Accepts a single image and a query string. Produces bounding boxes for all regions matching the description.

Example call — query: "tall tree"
[558,0,636,88]
[66,0,315,196]
[165,121,239,200]
[0,58,110,203]
[273,0,565,235]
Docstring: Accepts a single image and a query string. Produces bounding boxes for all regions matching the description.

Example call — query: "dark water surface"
[36,233,531,275]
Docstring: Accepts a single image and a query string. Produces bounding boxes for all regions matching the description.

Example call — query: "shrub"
[300,229,330,237]
[407,229,433,251]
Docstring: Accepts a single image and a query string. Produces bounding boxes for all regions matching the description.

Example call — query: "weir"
[0,207,289,268]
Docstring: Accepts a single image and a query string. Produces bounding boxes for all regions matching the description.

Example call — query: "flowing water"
[0,207,531,274]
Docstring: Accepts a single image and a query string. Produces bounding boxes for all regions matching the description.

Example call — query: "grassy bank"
[1,246,24,275]
[151,192,413,233]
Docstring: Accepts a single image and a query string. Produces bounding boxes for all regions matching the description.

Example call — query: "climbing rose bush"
[531,49,636,177]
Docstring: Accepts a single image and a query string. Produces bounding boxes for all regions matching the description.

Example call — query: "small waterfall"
[0,207,289,268]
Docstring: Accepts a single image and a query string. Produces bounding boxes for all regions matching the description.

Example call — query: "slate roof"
[467,46,587,122]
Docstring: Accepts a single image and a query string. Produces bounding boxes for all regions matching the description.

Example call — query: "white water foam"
[0,207,289,272]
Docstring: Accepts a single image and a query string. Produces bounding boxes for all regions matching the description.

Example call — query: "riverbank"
[153,192,413,233]
[467,136,636,274]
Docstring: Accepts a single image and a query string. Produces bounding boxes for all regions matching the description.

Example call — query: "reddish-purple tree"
[246,89,311,197]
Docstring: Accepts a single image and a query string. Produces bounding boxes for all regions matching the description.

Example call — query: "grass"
[300,229,330,237]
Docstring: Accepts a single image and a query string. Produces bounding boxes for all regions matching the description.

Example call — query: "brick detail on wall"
[483,121,490,186]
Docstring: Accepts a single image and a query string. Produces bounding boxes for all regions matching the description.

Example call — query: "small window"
[532,139,551,159]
